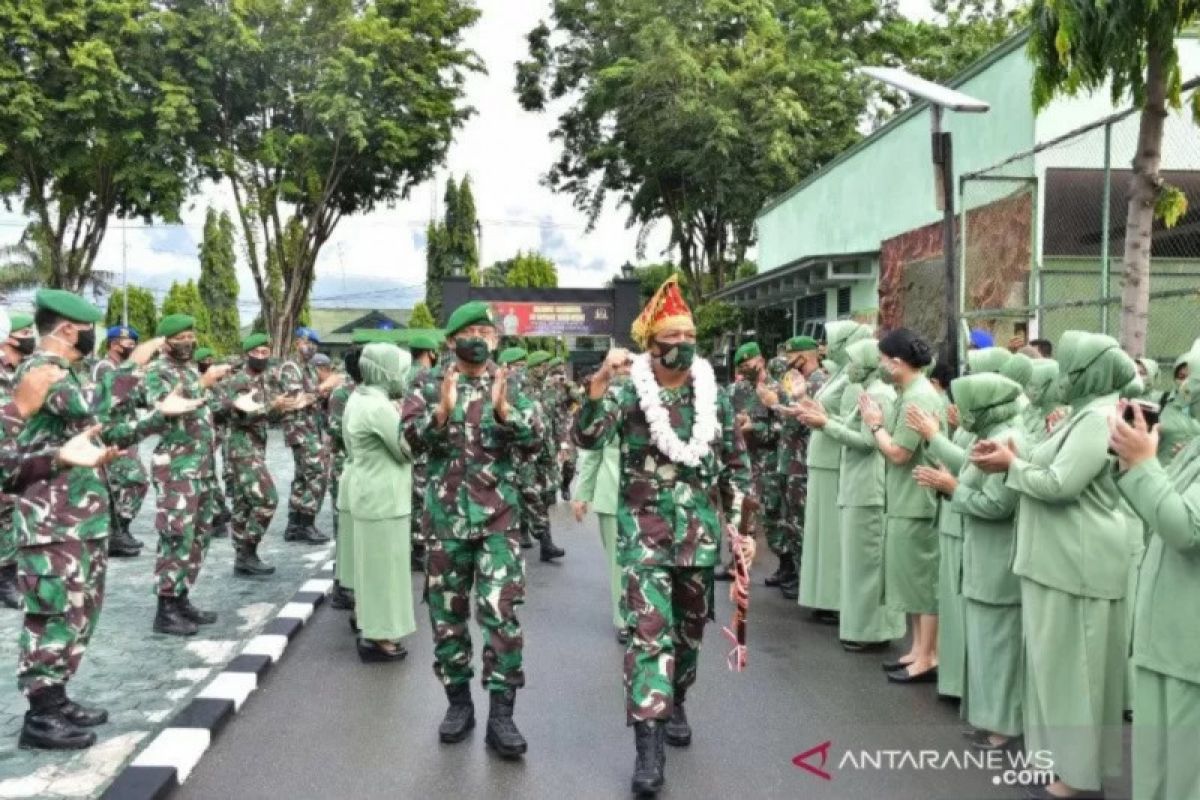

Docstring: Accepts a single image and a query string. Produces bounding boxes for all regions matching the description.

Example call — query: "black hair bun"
[878,328,934,368]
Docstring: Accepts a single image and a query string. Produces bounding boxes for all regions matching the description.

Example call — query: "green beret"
[351,329,382,345]
[241,333,270,352]
[548,356,564,368]
[498,346,528,366]
[527,350,552,368]
[444,301,494,338]
[408,333,439,352]
[157,314,195,338]
[786,335,819,353]
[9,312,33,333]
[734,341,762,366]
[194,347,214,362]
[35,289,102,324]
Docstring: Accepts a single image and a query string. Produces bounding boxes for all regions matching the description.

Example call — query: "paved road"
[179,505,1133,800]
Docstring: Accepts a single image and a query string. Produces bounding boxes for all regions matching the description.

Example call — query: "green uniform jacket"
[344,385,412,521]
[931,428,975,537]
[575,438,620,516]
[1118,438,1200,684]
[806,369,849,471]
[823,378,894,508]
[1007,394,1126,599]
[951,421,1025,605]
[885,374,944,519]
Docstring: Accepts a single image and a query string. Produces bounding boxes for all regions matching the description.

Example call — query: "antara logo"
[792,740,834,781]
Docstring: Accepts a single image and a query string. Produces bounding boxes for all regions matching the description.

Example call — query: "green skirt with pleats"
[937,533,965,699]
[352,516,417,642]
[962,598,1023,736]
[1021,578,1125,792]
[798,466,841,611]
[838,505,903,643]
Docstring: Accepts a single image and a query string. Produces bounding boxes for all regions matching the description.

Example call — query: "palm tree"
[0,224,116,300]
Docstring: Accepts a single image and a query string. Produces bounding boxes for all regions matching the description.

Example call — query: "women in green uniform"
[798,339,904,651]
[797,321,872,622]
[1111,351,1200,800]
[972,331,1133,799]
[919,373,1027,750]
[1023,359,1062,445]
[344,342,417,662]
[859,328,944,684]
[334,345,365,614]
[1157,352,1200,465]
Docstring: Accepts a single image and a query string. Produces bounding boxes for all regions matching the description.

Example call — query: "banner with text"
[490,302,614,337]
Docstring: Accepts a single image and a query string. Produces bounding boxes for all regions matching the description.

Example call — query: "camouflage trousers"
[537,462,559,515]
[153,474,220,597]
[228,450,278,547]
[755,471,787,557]
[105,448,149,523]
[288,433,331,516]
[623,565,713,725]
[219,440,235,517]
[329,455,345,538]
[425,533,526,692]
[0,495,16,567]
[411,463,429,546]
[781,473,808,562]
[17,538,107,695]
[518,464,549,540]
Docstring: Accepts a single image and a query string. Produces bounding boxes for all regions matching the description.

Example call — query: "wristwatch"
[869,423,883,434]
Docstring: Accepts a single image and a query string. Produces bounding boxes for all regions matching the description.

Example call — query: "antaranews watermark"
[794,741,1055,788]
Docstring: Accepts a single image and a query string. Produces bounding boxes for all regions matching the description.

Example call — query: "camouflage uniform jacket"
[327,380,356,474]
[777,369,827,476]
[0,401,55,495]
[407,365,434,494]
[142,356,222,480]
[222,367,277,457]
[402,362,542,540]
[725,377,787,476]
[13,352,164,546]
[0,355,17,394]
[91,356,144,433]
[274,356,323,447]
[574,372,751,568]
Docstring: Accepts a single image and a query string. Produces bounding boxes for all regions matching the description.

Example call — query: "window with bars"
[837,287,851,316]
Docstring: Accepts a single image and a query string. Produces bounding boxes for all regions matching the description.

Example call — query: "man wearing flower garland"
[575,277,751,797]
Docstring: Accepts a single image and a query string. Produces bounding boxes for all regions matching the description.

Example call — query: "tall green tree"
[104,286,158,341]
[498,251,558,289]
[424,175,481,321]
[408,301,437,329]
[197,208,241,354]
[517,0,1018,303]
[0,0,202,291]
[0,223,117,297]
[161,279,213,349]
[178,0,481,354]
[1029,0,1200,357]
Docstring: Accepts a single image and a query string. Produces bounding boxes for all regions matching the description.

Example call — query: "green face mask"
[657,341,696,372]
[845,363,869,385]
[454,337,490,365]
[878,364,896,386]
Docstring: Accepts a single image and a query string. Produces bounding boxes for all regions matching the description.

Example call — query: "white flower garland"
[630,352,719,467]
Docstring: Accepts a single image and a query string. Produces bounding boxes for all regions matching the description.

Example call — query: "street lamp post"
[857,67,990,375]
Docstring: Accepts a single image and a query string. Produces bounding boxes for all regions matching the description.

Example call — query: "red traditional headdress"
[631,275,694,349]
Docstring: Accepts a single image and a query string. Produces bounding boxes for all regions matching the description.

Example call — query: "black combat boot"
[330,580,355,609]
[664,696,691,747]
[234,542,276,576]
[411,540,426,573]
[485,688,527,758]
[438,683,475,743]
[153,596,198,636]
[107,519,142,558]
[631,721,666,796]
[303,512,330,543]
[283,510,306,542]
[19,686,95,750]
[764,554,793,587]
[0,563,21,609]
[285,511,329,544]
[780,576,799,601]
[61,694,109,727]
[539,530,565,563]
[519,526,534,550]
[179,593,217,625]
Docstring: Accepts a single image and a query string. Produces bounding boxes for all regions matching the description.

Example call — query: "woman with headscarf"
[796,321,873,624]
[1022,359,1062,445]
[1156,350,1200,465]
[798,339,904,651]
[1111,350,1200,800]
[972,331,1133,799]
[916,373,1027,751]
[344,342,417,662]
[857,328,944,684]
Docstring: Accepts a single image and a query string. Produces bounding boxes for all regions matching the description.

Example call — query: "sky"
[0,0,942,317]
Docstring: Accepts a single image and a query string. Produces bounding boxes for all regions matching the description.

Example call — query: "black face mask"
[13,336,36,356]
[116,344,136,361]
[198,362,212,374]
[247,356,269,373]
[73,328,96,358]
[169,342,195,362]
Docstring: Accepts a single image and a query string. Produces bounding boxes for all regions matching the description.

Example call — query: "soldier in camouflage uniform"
[276,327,336,544]
[574,277,750,796]
[774,336,826,599]
[0,312,37,608]
[524,351,566,561]
[767,345,790,382]
[92,326,149,558]
[549,359,581,501]
[406,333,441,573]
[402,301,540,759]
[223,333,292,577]
[143,314,233,636]
[324,349,355,604]
[725,342,789,585]
[194,347,231,540]
[13,290,202,750]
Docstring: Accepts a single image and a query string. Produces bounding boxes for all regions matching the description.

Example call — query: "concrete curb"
[99,563,335,800]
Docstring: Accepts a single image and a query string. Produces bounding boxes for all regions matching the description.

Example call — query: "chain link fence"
[959,81,1200,384]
